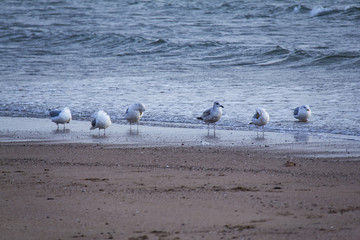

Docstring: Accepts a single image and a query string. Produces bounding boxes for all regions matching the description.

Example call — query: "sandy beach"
[1,117,360,240]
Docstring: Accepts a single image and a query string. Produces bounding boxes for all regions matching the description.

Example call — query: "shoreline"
[1,116,360,239]
[1,116,360,161]
[1,116,359,144]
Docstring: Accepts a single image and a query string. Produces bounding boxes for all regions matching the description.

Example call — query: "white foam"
[310,6,330,17]
[292,5,301,14]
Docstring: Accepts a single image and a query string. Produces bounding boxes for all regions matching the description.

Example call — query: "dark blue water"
[1,0,359,136]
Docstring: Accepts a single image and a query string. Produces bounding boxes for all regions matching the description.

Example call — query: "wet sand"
[0,117,360,239]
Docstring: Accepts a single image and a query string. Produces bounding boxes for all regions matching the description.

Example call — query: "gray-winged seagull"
[250,108,269,137]
[197,101,224,135]
[49,107,72,130]
[90,110,112,135]
[294,105,311,122]
[125,103,146,131]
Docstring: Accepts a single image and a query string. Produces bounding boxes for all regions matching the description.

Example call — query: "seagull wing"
[49,110,61,117]
[294,107,299,116]
[201,108,211,118]
[91,118,97,128]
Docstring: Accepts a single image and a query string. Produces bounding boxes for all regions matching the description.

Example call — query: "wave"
[0,25,170,58]
[311,52,360,69]
[309,5,360,17]
[3,24,359,70]
[309,6,338,17]
[262,46,290,56]
[289,4,360,18]
[165,42,360,70]
[290,5,311,14]
[253,46,360,69]
[1,1,359,71]
[238,4,360,19]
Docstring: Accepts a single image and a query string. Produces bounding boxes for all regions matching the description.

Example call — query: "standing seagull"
[249,108,269,137]
[294,105,311,122]
[197,101,224,135]
[49,107,72,130]
[124,103,146,131]
[90,110,112,135]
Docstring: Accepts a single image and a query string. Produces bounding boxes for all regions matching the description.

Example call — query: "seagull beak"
[220,105,224,108]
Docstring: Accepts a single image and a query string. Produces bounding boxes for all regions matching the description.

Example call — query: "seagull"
[197,101,224,135]
[90,110,112,135]
[294,105,311,122]
[124,103,146,131]
[249,108,269,137]
[49,107,72,130]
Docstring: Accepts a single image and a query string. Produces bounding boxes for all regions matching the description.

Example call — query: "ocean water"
[0,0,359,137]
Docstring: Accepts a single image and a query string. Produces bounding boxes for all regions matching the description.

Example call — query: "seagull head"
[301,105,311,112]
[131,103,146,112]
[214,101,224,108]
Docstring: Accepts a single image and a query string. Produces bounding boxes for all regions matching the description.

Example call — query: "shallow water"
[0,0,359,136]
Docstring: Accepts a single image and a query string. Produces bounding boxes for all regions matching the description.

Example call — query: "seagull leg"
[213,123,216,136]
[263,126,265,138]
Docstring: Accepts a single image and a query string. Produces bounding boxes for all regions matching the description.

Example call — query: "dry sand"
[0,117,360,240]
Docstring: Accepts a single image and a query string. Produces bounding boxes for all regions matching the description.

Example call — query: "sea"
[0,0,359,137]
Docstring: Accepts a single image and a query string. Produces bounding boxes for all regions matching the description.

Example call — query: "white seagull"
[49,107,72,130]
[197,101,224,135]
[249,108,270,137]
[294,105,311,122]
[90,110,112,135]
[124,103,146,130]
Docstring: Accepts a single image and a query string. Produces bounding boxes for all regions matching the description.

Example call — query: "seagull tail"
[249,121,253,125]
[90,127,97,130]
[196,117,203,120]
